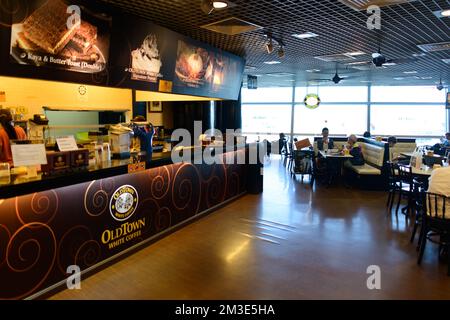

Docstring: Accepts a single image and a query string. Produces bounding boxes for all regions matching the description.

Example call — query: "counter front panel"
[0,149,249,299]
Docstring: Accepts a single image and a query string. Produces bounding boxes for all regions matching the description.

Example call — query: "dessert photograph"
[9,0,110,74]
[128,34,163,83]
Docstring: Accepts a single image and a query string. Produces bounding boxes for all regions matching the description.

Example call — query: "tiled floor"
[50,156,450,299]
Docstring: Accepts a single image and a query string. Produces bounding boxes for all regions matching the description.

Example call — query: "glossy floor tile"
[50,156,450,300]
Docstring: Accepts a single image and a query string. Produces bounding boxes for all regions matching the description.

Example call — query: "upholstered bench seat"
[350,164,381,175]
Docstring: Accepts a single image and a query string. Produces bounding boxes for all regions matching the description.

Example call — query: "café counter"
[0,144,263,299]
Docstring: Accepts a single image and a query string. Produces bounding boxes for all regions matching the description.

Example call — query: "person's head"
[279,133,285,139]
[363,131,371,138]
[0,109,17,140]
[322,127,329,138]
[387,136,397,148]
[445,132,450,141]
[347,134,357,146]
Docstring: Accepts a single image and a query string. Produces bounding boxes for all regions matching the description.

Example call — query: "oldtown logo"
[109,185,139,221]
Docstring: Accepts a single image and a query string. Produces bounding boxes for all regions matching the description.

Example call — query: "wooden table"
[319,150,353,185]
[319,150,353,159]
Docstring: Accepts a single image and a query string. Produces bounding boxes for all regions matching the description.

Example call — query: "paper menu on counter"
[56,136,79,152]
[11,144,47,167]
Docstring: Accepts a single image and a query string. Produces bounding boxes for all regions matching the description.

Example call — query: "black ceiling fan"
[436,77,448,91]
[313,65,352,84]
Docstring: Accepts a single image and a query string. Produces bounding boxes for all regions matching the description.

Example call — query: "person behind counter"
[131,116,155,164]
[0,109,27,165]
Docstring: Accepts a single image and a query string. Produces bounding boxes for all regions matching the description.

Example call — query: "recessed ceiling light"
[394,77,405,80]
[403,71,417,74]
[345,51,365,56]
[292,32,318,39]
[383,62,397,66]
[433,9,450,18]
[284,79,296,82]
[412,53,426,57]
[360,80,372,83]
[442,59,450,64]
[213,1,228,9]
[421,76,433,80]
[264,61,281,65]
[306,69,321,73]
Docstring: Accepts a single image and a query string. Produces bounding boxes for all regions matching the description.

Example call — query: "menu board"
[9,0,111,74]
[0,1,245,100]
[109,15,178,92]
[173,40,244,100]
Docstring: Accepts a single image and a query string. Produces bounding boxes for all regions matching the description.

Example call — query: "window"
[294,104,368,135]
[242,87,293,103]
[370,105,446,136]
[296,86,367,103]
[242,104,292,135]
[371,86,445,103]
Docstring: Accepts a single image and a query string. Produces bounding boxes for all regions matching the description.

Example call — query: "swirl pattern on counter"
[2,222,56,299]
[148,166,171,200]
[172,163,201,214]
[15,190,59,225]
[84,180,109,217]
[154,207,172,232]
[203,164,227,209]
[0,224,11,268]
[57,225,96,275]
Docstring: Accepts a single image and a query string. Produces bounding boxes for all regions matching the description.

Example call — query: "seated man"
[345,134,365,166]
[427,166,450,218]
[317,127,334,151]
[278,133,287,155]
[443,132,450,147]
[432,133,450,155]
[363,131,371,138]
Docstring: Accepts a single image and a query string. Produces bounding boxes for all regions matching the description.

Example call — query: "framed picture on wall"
[148,101,163,113]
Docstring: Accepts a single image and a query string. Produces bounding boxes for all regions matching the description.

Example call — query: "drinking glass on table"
[0,163,11,185]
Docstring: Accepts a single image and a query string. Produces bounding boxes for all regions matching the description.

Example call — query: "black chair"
[417,193,450,276]
[291,149,314,184]
[395,164,414,216]
[386,161,401,214]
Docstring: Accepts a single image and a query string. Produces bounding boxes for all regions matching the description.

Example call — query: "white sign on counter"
[56,136,79,152]
[11,144,47,167]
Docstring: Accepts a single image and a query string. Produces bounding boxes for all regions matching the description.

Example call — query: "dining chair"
[386,161,401,214]
[417,193,450,276]
[395,164,414,216]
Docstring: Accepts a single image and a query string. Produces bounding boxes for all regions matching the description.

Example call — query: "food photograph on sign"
[175,40,228,89]
[126,34,163,83]
[9,0,111,74]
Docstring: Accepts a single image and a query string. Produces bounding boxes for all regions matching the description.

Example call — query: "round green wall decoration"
[304,93,321,109]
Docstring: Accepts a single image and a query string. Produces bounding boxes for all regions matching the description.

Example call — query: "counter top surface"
[0,152,173,200]
[0,144,253,199]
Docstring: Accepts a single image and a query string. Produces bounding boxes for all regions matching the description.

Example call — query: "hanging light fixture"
[278,45,285,58]
[201,0,229,14]
[265,37,274,54]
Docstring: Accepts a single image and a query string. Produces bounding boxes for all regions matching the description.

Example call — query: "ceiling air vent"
[417,42,450,53]
[314,54,356,63]
[338,0,416,11]
[201,17,262,35]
